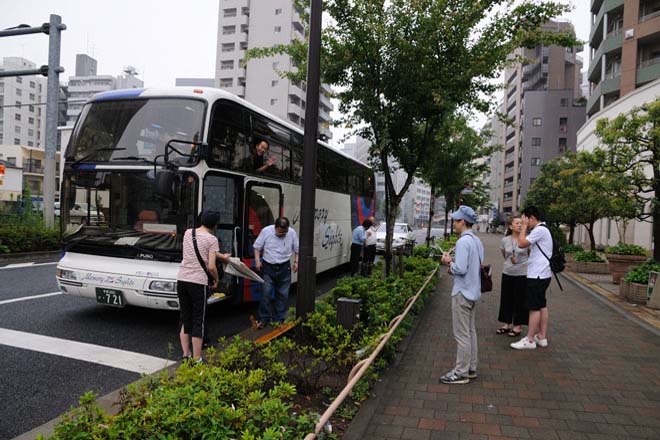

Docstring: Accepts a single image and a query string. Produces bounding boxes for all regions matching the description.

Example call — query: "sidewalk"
[345,233,660,440]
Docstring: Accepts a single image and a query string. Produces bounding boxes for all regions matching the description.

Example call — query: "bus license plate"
[95,288,125,307]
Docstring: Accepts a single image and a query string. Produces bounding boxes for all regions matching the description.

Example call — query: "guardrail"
[303,263,440,440]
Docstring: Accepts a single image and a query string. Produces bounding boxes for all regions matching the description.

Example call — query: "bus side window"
[208,101,249,169]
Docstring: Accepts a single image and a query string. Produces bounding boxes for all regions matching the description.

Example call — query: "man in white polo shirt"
[511,206,552,350]
[253,217,299,328]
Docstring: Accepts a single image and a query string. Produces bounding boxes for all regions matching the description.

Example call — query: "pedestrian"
[176,209,230,363]
[253,217,299,328]
[350,219,372,276]
[496,217,529,337]
[439,205,484,384]
[362,216,378,276]
[510,206,552,350]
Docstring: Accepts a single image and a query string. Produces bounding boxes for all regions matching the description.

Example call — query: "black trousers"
[361,244,376,275]
[177,280,208,338]
[498,274,528,326]
[350,243,363,275]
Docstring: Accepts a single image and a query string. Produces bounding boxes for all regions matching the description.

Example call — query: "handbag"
[191,228,222,287]
[466,234,492,293]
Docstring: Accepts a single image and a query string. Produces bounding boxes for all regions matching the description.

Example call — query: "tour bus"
[56,87,375,310]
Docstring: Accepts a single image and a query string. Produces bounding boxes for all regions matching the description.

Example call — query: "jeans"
[259,261,291,323]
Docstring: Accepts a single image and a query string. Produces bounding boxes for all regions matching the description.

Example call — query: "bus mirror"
[156,170,176,197]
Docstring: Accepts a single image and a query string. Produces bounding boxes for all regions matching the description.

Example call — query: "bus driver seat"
[135,210,159,232]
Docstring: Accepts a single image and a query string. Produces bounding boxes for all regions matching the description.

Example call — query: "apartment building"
[494,21,585,216]
[215,0,333,139]
[576,0,660,250]
[66,54,143,125]
[586,0,660,118]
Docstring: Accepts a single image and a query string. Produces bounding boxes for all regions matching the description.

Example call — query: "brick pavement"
[345,232,660,440]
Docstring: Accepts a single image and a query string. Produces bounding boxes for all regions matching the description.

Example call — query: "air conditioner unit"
[625,29,634,40]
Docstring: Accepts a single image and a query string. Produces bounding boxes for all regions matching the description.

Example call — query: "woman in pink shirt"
[176,209,229,363]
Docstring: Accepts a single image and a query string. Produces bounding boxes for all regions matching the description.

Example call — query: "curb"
[562,271,660,337]
[0,250,61,265]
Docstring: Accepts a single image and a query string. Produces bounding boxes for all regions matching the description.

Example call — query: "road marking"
[0,292,62,306]
[0,262,58,270]
[0,328,175,374]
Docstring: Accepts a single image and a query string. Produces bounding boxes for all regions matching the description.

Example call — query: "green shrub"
[413,245,432,258]
[0,224,61,253]
[563,244,583,254]
[574,250,606,263]
[605,242,647,256]
[624,261,660,284]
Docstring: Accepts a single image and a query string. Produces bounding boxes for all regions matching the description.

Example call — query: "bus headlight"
[149,280,177,293]
[57,269,78,281]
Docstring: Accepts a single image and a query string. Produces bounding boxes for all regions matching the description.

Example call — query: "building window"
[532,117,542,126]
[239,41,248,50]
[275,8,282,15]
[274,26,282,33]
[219,78,233,88]
[542,56,548,64]
[15,113,21,121]
[28,128,34,136]
[6,157,16,166]
[220,60,234,70]
[27,141,34,147]
[560,98,568,107]
[270,98,278,106]
[15,125,21,133]
[272,61,280,69]
[531,137,541,147]
[271,80,279,87]
[242,7,249,15]
[28,105,34,112]
[28,116,34,124]
[559,117,567,126]
[29,93,35,101]
[16,101,21,107]
[531,157,541,166]
[29,81,35,88]
[14,138,20,145]
[558,137,567,152]
[16,77,22,83]
[222,25,236,35]
[221,43,235,52]
[223,8,237,17]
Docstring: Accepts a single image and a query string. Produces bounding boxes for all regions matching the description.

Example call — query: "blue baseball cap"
[451,205,478,224]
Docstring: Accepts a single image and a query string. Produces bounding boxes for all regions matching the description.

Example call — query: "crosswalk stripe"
[0,328,175,374]
[0,262,58,270]
[0,292,62,306]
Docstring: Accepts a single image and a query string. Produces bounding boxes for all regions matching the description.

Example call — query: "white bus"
[56,88,375,310]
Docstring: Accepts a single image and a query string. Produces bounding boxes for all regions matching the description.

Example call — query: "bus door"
[203,172,243,302]
[243,181,283,302]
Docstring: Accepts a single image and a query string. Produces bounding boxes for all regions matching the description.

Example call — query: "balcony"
[23,164,44,175]
[588,31,623,82]
[589,0,625,47]
[637,57,660,85]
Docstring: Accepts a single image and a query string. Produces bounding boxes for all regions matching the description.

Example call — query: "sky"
[0,0,591,145]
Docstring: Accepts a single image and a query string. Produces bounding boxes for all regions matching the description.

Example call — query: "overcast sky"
[0,0,590,144]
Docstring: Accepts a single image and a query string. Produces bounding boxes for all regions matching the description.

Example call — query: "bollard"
[398,247,404,277]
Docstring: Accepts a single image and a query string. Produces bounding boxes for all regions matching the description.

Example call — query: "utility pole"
[0,15,66,227]
[296,0,323,321]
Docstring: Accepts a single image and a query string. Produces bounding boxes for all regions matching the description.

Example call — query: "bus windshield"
[66,98,205,164]
[60,169,197,261]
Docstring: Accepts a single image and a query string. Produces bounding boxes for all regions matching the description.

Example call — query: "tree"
[595,98,660,260]
[247,0,576,272]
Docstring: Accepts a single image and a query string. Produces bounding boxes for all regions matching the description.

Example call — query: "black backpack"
[536,224,566,290]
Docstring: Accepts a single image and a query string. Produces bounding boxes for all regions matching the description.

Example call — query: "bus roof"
[89,87,371,169]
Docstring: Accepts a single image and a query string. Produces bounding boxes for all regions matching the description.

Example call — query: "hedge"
[0,224,61,254]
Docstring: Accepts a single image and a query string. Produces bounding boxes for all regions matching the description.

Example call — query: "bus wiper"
[71,147,126,168]
[111,156,154,164]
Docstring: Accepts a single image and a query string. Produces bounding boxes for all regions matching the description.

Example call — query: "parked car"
[375,222,415,254]
[68,202,105,225]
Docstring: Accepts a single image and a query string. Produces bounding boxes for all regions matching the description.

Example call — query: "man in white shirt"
[253,217,299,328]
[511,206,553,350]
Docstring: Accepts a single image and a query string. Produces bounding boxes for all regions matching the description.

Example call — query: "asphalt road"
[0,259,346,440]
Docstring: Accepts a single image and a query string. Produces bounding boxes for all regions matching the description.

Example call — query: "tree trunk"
[444,207,449,239]
[653,171,660,261]
[426,186,435,245]
[587,223,596,251]
[569,223,575,245]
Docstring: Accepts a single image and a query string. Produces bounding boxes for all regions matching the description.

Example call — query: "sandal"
[496,327,511,335]
[507,329,521,337]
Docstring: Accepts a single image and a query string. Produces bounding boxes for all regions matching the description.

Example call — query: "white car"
[375,222,415,254]
[68,203,105,225]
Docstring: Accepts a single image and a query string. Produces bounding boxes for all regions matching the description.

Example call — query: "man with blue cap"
[440,205,484,384]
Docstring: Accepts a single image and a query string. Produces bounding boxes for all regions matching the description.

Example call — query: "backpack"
[536,223,566,291]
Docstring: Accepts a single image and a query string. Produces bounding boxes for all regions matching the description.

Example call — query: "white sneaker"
[534,334,548,348]
[510,337,536,350]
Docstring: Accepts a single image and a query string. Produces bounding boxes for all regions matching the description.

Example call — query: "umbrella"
[223,257,264,283]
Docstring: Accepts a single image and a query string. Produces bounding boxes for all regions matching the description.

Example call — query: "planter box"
[620,279,648,305]
[605,254,647,284]
[565,254,575,271]
[573,261,609,274]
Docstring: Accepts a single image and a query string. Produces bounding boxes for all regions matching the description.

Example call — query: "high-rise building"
[490,20,586,217]
[586,0,660,118]
[0,57,60,202]
[575,0,660,250]
[66,55,143,125]
[215,0,333,139]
